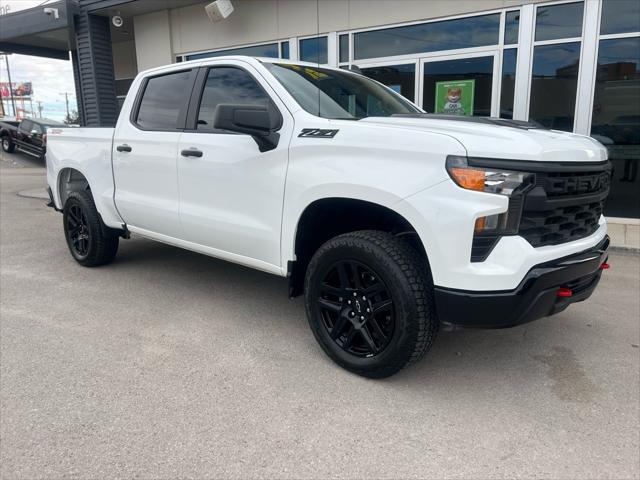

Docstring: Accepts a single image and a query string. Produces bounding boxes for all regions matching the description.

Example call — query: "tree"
[64,110,80,125]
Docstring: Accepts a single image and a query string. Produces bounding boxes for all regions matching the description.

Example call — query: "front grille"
[518,163,611,248]
[519,201,604,247]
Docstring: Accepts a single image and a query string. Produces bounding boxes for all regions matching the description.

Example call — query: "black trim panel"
[436,236,609,328]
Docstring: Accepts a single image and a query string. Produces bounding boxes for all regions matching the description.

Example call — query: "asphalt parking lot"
[1,149,639,479]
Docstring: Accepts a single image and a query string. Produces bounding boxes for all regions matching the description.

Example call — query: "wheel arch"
[57,167,92,208]
[287,197,428,297]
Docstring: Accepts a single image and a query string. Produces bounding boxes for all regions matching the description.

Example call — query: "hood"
[359,115,608,163]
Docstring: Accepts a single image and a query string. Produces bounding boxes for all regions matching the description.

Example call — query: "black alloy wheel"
[304,230,438,378]
[316,260,394,357]
[62,190,119,267]
[66,203,90,258]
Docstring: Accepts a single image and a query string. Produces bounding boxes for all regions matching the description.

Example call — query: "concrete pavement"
[1,151,639,479]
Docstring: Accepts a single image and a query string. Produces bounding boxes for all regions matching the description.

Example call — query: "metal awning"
[0,0,78,60]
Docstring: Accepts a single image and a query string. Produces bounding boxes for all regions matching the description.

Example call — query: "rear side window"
[196,67,271,130]
[135,70,193,130]
[20,120,33,132]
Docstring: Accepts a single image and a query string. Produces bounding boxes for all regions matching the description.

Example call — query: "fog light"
[557,288,573,298]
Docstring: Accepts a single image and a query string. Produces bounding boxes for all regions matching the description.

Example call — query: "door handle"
[181,148,203,158]
[116,144,132,152]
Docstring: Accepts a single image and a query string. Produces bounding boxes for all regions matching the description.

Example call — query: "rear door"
[113,68,197,237]
[26,122,45,154]
[16,120,33,150]
[176,62,293,269]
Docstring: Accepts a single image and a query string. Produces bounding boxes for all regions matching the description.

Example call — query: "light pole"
[59,92,70,119]
[1,52,16,117]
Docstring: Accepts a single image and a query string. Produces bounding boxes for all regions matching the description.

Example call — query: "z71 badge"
[298,128,339,138]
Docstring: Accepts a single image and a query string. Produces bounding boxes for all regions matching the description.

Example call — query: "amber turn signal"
[448,167,485,192]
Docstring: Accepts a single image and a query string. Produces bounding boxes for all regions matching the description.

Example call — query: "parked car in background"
[0,118,64,160]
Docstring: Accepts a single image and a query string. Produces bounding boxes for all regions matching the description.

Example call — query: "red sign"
[0,82,33,97]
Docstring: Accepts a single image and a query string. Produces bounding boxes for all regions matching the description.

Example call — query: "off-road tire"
[63,190,119,267]
[304,230,438,378]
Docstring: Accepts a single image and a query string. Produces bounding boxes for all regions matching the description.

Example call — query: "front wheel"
[1,136,15,153]
[304,230,438,378]
[63,190,119,267]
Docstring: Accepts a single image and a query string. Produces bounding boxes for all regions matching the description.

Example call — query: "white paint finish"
[177,60,294,268]
[397,180,608,290]
[359,116,608,162]
[111,126,183,237]
[47,56,612,292]
[126,225,283,275]
[133,10,173,71]
[45,127,123,229]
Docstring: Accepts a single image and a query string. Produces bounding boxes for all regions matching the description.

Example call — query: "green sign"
[435,80,475,116]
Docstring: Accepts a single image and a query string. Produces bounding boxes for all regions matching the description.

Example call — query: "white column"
[327,31,338,67]
[512,3,535,121]
[574,0,602,135]
[289,37,298,61]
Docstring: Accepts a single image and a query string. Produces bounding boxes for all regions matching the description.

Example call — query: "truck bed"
[46,127,122,229]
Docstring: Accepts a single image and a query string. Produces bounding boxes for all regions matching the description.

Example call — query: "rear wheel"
[1,136,15,153]
[304,230,438,378]
[63,190,119,267]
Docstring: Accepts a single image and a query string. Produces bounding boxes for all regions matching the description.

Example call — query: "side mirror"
[213,104,281,152]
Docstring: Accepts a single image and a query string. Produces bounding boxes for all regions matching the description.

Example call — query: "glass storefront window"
[280,41,290,59]
[360,64,416,102]
[422,56,494,116]
[353,14,500,60]
[600,0,640,35]
[185,43,279,61]
[590,37,640,218]
[299,37,328,64]
[339,34,349,63]
[504,11,520,45]
[500,49,517,119]
[529,42,581,132]
[535,2,584,41]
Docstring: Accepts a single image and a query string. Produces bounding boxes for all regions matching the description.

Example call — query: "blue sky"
[0,0,78,121]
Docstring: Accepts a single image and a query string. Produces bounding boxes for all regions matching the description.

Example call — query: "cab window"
[196,67,271,131]
[135,70,193,130]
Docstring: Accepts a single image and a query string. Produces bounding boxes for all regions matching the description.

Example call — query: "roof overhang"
[84,0,204,17]
[0,0,78,60]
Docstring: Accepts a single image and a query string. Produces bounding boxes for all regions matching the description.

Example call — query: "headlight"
[446,155,532,196]
[445,155,534,236]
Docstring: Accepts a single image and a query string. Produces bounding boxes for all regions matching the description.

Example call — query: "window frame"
[177,39,291,63]
[297,35,329,64]
[184,65,283,134]
[130,68,198,132]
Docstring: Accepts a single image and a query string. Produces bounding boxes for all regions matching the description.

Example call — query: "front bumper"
[434,236,609,328]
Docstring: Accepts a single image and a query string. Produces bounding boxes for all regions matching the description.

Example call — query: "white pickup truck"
[46,56,611,378]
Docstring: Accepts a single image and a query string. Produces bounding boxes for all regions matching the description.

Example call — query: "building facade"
[1,0,638,239]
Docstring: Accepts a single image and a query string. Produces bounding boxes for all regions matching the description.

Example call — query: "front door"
[420,52,499,117]
[113,68,197,237]
[177,62,293,269]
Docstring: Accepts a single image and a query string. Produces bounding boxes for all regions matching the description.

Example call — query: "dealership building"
[0,0,638,244]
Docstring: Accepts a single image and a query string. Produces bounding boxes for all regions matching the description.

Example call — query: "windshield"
[264,63,421,119]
